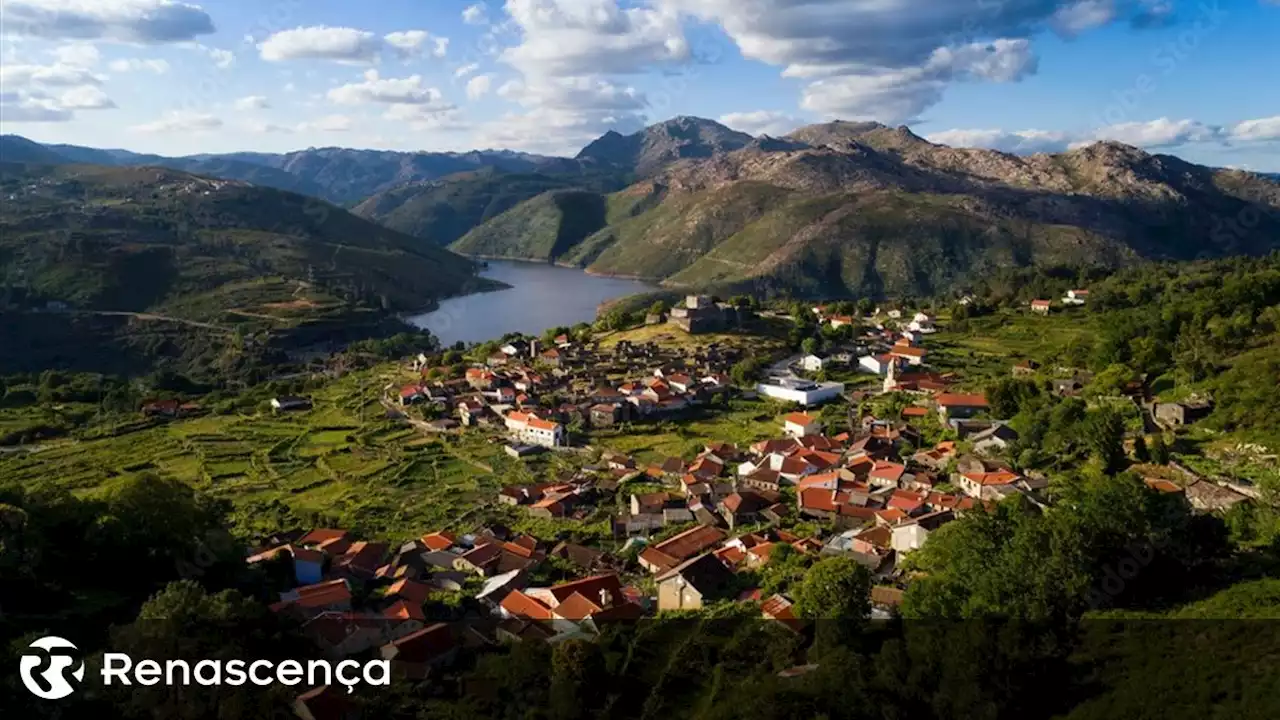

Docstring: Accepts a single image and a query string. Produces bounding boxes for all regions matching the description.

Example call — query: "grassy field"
[0,365,546,541]
[587,398,790,466]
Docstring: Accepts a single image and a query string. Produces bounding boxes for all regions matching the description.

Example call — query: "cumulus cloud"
[927,115,1280,155]
[259,26,448,64]
[296,114,353,132]
[462,3,489,26]
[455,62,480,79]
[926,128,1076,154]
[51,43,100,67]
[0,93,73,122]
[132,110,222,133]
[1,0,216,43]
[57,85,115,109]
[108,58,170,74]
[233,95,270,111]
[385,30,450,59]
[245,121,293,134]
[205,47,234,69]
[466,75,492,100]
[476,76,649,154]
[1230,116,1280,143]
[719,111,805,137]
[328,70,452,106]
[1,63,102,88]
[260,26,384,63]
[501,0,689,77]
[659,1,1157,124]
[383,104,469,132]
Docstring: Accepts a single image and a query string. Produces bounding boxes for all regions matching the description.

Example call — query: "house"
[1012,359,1040,377]
[890,510,955,554]
[549,542,609,572]
[782,412,823,438]
[1063,289,1089,305]
[800,354,828,372]
[955,468,1021,499]
[453,543,504,576]
[890,345,927,366]
[1154,399,1214,427]
[972,424,1020,455]
[1030,299,1052,314]
[935,393,989,420]
[655,553,737,611]
[756,377,843,406]
[380,623,457,679]
[718,490,780,529]
[631,492,671,516]
[1184,481,1250,512]
[590,403,625,428]
[859,354,898,375]
[271,396,312,412]
[272,579,353,617]
[638,524,727,573]
[740,468,783,493]
[504,411,565,448]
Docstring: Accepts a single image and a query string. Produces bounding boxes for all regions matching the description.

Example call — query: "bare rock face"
[576,116,754,178]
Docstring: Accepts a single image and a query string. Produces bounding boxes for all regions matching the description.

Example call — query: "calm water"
[408,260,654,346]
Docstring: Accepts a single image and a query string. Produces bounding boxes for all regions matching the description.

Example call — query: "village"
[231,293,1261,718]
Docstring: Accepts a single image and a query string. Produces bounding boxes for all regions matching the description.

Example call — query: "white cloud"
[926,115,1280,155]
[108,58,170,74]
[1230,116,1280,143]
[259,26,383,63]
[1,0,216,43]
[57,85,116,110]
[384,30,448,58]
[462,3,489,26]
[719,111,804,137]
[383,104,469,132]
[476,76,649,154]
[245,121,293,134]
[1,63,102,88]
[328,70,451,106]
[1090,117,1225,148]
[51,43,100,67]
[466,74,492,100]
[296,114,353,132]
[927,128,1075,154]
[455,62,480,79]
[205,47,234,69]
[0,93,73,122]
[658,1,1160,124]
[501,0,689,77]
[132,110,223,133]
[233,95,270,111]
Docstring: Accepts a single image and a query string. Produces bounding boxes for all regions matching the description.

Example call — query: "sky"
[1,1,1278,170]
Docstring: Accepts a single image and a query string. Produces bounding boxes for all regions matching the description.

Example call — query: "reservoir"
[408,260,655,346]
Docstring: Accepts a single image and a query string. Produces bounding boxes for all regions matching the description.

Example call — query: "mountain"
[0,161,498,377]
[0,162,489,315]
[14,137,583,206]
[454,119,1280,298]
[576,116,754,178]
[0,135,69,164]
[351,167,625,245]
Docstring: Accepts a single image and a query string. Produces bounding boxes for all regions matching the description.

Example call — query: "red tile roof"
[383,599,426,622]
[783,412,819,427]
[500,590,553,621]
[421,531,456,551]
[935,393,989,408]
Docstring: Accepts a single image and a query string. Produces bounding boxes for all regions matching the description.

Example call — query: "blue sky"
[1,1,1278,170]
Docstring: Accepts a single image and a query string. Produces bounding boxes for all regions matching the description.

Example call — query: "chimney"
[529,339,538,358]
[599,588,611,607]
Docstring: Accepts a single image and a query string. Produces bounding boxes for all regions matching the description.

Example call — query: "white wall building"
[756,378,843,406]
[504,411,565,448]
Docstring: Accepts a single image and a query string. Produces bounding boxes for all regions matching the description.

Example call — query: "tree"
[801,337,820,356]
[1151,434,1172,465]
[793,556,871,620]
[1133,435,1150,463]
[731,357,764,387]
[648,300,669,317]
[1082,407,1127,474]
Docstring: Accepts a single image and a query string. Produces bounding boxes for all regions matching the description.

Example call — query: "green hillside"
[450,189,609,261]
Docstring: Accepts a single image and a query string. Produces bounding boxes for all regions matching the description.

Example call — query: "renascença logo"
[20,636,85,700]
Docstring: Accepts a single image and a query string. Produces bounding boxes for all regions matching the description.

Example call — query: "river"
[407,260,655,346]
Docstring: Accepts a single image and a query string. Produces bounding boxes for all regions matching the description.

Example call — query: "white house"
[782,412,822,438]
[504,411,565,448]
[1063,289,1089,306]
[890,511,955,554]
[756,378,843,406]
[799,354,828,372]
[908,312,936,334]
[859,354,897,375]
